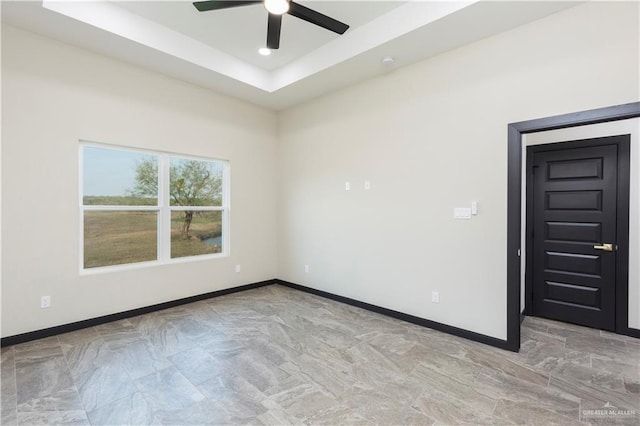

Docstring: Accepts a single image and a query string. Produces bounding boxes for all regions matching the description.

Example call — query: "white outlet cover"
[364,180,371,190]
[454,207,472,219]
[235,264,241,273]
[345,182,350,191]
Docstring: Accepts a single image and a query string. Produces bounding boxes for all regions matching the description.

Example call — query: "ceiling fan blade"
[288,1,349,35]
[193,1,261,12]
[267,14,282,49]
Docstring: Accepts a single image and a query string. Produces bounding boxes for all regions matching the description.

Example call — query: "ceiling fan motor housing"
[193,0,349,50]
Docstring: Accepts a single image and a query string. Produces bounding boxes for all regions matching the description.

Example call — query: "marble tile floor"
[1,284,638,425]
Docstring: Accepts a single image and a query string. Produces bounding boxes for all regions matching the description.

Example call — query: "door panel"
[546,222,601,242]
[546,191,602,210]
[547,158,602,180]
[545,281,599,308]
[545,251,600,275]
[531,142,618,330]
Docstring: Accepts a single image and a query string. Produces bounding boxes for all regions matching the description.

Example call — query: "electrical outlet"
[304,265,310,273]
[345,181,351,191]
[235,264,241,273]
[431,291,439,303]
[364,180,371,190]
[41,296,51,309]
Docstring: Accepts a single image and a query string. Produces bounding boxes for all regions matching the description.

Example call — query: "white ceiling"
[115,1,404,70]
[1,1,583,110]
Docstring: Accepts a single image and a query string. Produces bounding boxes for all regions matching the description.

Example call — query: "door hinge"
[517,249,521,257]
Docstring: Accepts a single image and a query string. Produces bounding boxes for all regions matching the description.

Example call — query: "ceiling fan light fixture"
[194,0,349,51]
[264,0,289,15]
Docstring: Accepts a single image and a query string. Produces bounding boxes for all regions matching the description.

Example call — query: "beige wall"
[1,26,278,337]
[2,1,639,341]
[277,1,639,339]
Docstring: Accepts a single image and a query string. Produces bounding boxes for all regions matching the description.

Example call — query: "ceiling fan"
[193,0,350,50]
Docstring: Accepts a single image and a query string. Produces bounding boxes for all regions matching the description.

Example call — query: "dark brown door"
[529,137,622,331]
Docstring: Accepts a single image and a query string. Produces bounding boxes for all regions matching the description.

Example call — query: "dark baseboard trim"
[621,327,640,339]
[1,279,276,347]
[277,280,516,352]
[520,313,525,324]
[7,276,632,350]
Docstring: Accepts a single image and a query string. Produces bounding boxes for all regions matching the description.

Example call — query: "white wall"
[523,119,640,330]
[277,1,639,340]
[1,26,278,337]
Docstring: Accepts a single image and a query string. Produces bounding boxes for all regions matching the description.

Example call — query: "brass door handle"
[593,243,613,252]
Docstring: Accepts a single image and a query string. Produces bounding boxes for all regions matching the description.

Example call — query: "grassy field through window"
[83,210,223,267]
[171,211,222,258]
[84,211,157,268]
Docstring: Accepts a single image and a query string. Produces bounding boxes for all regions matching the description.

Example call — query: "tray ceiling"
[1,1,583,110]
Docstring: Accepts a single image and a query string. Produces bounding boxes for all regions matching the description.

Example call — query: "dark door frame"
[506,101,640,351]
[525,136,630,331]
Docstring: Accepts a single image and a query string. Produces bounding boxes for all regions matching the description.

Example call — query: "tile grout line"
[58,332,94,425]
[489,396,500,417]
[9,347,18,425]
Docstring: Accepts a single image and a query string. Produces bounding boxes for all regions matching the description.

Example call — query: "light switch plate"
[471,201,478,215]
[454,207,472,219]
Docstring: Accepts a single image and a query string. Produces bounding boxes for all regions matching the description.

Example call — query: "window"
[80,143,228,270]
[169,157,224,259]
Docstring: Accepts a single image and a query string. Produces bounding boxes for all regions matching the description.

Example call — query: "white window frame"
[79,141,230,274]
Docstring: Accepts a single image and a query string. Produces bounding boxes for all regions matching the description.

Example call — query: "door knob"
[593,243,613,252]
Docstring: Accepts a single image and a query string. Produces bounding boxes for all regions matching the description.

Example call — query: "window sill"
[79,252,228,275]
